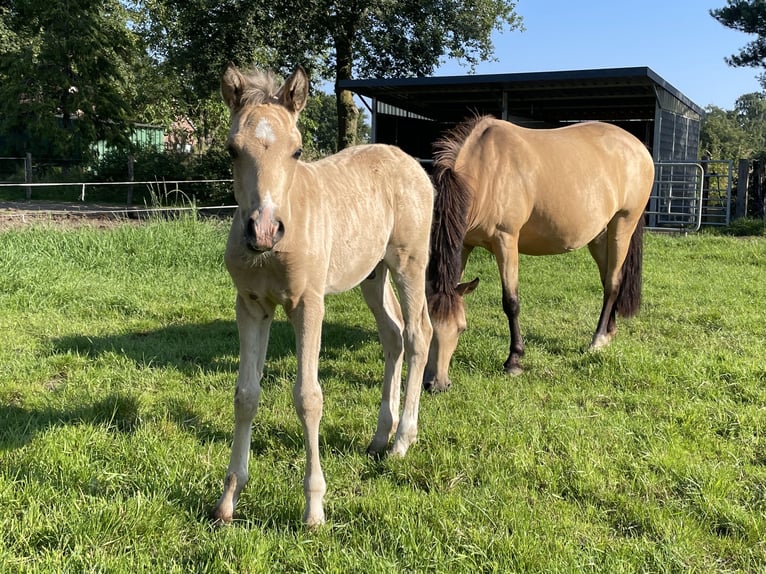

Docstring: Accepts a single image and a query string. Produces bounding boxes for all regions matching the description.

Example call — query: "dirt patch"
[0,201,143,230]
[0,201,234,230]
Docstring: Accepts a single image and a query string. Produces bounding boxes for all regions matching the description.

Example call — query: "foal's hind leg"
[386,252,432,458]
[360,262,405,457]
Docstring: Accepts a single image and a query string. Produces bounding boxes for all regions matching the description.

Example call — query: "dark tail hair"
[615,217,644,318]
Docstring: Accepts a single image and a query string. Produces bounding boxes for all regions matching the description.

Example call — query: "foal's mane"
[428,115,490,320]
[238,68,281,107]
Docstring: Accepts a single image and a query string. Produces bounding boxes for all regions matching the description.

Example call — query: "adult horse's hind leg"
[587,230,618,349]
[494,233,524,375]
[214,294,274,524]
[360,262,405,457]
[587,215,642,350]
[386,251,432,458]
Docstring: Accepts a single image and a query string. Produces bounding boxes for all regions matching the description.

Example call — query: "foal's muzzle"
[245,207,284,252]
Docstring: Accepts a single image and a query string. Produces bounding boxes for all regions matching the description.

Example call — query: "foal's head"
[221,63,309,252]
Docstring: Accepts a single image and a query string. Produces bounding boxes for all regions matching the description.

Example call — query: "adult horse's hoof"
[366,441,388,461]
[503,358,523,376]
[589,333,613,350]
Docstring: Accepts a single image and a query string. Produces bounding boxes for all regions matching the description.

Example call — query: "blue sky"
[434,1,763,110]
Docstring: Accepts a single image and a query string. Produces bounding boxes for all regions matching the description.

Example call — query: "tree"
[301,92,370,158]
[0,0,142,161]
[309,0,524,149]
[711,1,766,85]
[136,0,523,150]
[701,92,766,163]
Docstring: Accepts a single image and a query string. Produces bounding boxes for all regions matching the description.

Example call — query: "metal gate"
[647,160,732,232]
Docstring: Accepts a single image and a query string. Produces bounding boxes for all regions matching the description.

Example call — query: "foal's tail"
[615,217,644,318]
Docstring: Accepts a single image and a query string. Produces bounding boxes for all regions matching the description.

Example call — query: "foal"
[213,64,433,526]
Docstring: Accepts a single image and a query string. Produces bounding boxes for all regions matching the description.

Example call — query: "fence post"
[755,160,766,219]
[127,155,134,206]
[735,159,750,220]
[24,153,32,200]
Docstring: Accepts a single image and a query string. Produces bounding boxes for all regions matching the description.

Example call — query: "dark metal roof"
[340,66,704,125]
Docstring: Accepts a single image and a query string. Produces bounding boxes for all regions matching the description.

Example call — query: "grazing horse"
[213,64,433,526]
[425,116,655,392]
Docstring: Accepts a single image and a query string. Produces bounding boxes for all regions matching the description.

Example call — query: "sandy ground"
[0,201,234,229]
[0,200,145,229]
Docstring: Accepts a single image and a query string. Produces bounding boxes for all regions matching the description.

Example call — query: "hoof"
[589,334,612,350]
[303,510,326,529]
[388,444,408,458]
[211,504,234,525]
[366,442,387,461]
[389,434,415,458]
[503,358,523,376]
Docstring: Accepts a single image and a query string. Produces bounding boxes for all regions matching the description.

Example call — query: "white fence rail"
[0,178,234,204]
[1,160,738,231]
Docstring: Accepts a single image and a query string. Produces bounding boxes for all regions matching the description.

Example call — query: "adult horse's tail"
[615,217,645,318]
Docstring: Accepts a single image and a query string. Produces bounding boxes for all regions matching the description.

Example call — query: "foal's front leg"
[288,296,327,527]
[214,294,274,523]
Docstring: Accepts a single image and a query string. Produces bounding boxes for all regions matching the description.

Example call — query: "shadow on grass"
[0,393,142,450]
[51,318,380,379]
[5,319,389,450]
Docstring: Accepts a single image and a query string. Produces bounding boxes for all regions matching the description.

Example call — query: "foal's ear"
[456,277,480,297]
[221,62,246,111]
[277,65,309,114]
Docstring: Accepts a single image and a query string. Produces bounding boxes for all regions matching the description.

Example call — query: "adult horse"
[214,64,433,527]
[425,116,655,392]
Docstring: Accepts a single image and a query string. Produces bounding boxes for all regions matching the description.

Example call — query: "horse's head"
[221,63,309,253]
[424,278,479,392]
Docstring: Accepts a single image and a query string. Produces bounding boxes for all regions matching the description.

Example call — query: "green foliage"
[301,92,370,158]
[0,0,142,160]
[711,1,766,72]
[132,0,523,149]
[700,92,766,162]
[0,221,765,571]
[718,216,766,236]
[92,146,234,204]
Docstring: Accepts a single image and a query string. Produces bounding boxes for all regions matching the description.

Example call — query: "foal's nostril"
[245,217,257,241]
[274,220,285,243]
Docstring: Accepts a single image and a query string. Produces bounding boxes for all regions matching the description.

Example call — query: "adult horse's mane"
[428,115,489,320]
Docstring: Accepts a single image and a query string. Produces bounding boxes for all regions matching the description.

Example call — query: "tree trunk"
[336,88,359,151]
[334,14,360,151]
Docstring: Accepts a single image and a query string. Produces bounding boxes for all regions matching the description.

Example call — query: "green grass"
[1,217,764,572]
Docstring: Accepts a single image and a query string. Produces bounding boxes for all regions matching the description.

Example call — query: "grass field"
[0,215,764,573]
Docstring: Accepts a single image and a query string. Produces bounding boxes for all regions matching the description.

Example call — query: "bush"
[91,145,233,206]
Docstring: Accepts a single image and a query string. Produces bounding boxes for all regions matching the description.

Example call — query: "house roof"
[339,66,704,125]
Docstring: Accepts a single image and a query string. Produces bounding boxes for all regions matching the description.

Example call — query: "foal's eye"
[292,148,303,160]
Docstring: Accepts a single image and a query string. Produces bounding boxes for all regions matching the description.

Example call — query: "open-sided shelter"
[340,66,704,165]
